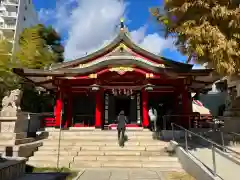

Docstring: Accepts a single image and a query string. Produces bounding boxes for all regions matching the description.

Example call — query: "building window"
[25,5,27,10]
[29,0,31,4]
[23,17,26,21]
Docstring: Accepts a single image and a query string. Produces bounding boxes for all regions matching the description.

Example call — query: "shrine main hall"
[13,21,218,129]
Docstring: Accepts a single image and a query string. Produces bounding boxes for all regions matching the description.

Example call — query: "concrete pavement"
[73,168,188,180]
[190,147,240,180]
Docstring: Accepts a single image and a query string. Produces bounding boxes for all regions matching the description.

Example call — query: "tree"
[0,40,19,88]
[16,24,64,69]
[40,25,64,63]
[151,0,240,75]
[0,40,20,104]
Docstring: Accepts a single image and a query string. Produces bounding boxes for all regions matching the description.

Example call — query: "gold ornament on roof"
[78,64,87,68]
[46,76,52,80]
[157,64,165,68]
[146,73,154,78]
[109,66,133,75]
[119,43,127,50]
[88,73,97,79]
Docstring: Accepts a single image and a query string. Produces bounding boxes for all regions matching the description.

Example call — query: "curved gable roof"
[52,30,193,70]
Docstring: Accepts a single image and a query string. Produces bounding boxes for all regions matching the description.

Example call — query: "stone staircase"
[27,129,183,171]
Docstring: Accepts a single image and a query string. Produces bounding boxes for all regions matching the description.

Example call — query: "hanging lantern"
[124,89,127,95]
[126,90,130,96]
[90,84,100,91]
[144,84,154,91]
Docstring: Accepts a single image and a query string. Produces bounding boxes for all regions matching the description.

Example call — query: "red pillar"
[182,86,192,128]
[142,89,149,128]
[95,90,102,128]
[65,93,72,127]
[182,88,192,114]
[55,90,63,127]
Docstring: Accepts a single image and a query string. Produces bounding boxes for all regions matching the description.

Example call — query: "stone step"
[41,140,167,146]
[33,148,169,157]
[46,130,153,134]
[70,160,182,168]
[0,138,35,146]
[32,150,167,157]
[28,155,74,161]
[46,136,153,140]
[38,146,165,154]
[27,160,71,168]
[27,159,182,169]
[44,129,149,133]
[34,150,78,156]
[38,146,81,151]
[73,156,178,162]
[76,150,167,156]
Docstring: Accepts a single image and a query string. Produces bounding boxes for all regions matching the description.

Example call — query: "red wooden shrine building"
[13,21,218,129]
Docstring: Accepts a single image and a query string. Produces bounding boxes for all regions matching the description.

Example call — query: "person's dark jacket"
[117,111,127,129]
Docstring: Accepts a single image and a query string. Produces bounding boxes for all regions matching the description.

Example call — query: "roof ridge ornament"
[120,17,125,31]
[119,17,130,37]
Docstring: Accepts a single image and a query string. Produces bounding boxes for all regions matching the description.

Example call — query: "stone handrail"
[0,157,26,180]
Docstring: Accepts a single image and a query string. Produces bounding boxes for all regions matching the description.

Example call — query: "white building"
[0,0,39,55]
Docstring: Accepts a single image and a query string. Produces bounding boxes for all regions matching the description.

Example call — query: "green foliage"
[151,0,240,75]
[16,24,64,69]
[39,24,64,62]
[0,40,20,100]
[0,25,63,111]
[16,25,55,69]
[20,83,55,113]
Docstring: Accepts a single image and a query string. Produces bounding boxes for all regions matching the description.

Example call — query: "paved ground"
[190,147,240,180]
[16,169,191,180]
[74,168,185,180]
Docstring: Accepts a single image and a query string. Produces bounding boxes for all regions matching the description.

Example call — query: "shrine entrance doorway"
[115,95,131,117]
[105,90,139,126]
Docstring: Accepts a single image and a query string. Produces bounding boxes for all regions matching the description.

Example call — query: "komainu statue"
[1,89,23,117]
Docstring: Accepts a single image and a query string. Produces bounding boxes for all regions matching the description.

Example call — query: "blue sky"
[33,0,188,63]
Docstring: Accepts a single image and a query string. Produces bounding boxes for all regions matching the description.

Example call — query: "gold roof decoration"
[119,43,127,50]
[109,66,133,75]
[146,73,154,78]
[88,73,97,79]
[78,64,87,68]
[157,64,165,68]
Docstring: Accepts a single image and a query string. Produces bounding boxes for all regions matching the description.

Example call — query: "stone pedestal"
[0,113,29,133]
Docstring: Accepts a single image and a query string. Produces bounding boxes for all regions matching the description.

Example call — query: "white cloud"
[38,8,55,24]
[40,0,177,60]
[130,26,176,54]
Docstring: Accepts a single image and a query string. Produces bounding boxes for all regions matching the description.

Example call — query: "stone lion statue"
[1,89,23,117]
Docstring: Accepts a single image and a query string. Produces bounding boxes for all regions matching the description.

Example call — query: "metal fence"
[171,123,240,177]
[162,113,201,130]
